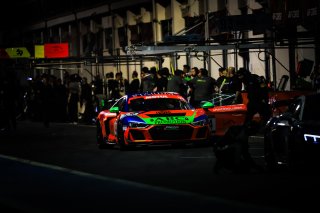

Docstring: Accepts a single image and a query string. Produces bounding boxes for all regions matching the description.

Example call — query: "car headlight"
[192,118,208,126]
[128,122,149,128]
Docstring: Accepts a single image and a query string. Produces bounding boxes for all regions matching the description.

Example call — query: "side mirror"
[201,101,214,109]
[109,106,120,113]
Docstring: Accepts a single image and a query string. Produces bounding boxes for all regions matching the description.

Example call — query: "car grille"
[149,125,193,140]
[130,130,145,140]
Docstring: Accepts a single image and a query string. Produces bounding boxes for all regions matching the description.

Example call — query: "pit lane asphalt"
[0,153,290,213]
[0,122,318,213]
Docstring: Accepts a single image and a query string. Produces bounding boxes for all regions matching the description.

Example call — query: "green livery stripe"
[140,114,195,125]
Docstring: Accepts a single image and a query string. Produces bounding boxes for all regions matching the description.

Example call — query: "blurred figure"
[218,66,243,105]
[167,69,184,95]
[227,66,243,104]
[117,71,129,96]
[53,78,68,122]
[213,121,263,174]
[154,68,169,92]
[180,69,189,100]
[0,65,18,131]
[128,71,140,94]
[92,74,106,113]
[68,74,81,124]
[80,77,94,124]
[183,64,190,76]
[39,74,55,127]
[104,72,112,100]
[216,67,228,93]
[187,67,199,106]
[105,72,118,100]
[140,67,155,92]
[236,68,271,125]
[92,74,103,96]
[189,68,216,108]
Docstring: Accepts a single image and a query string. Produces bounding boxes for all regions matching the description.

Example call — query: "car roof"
[128,92,184,101]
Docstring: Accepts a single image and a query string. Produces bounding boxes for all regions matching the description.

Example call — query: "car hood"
[130,110,197,125]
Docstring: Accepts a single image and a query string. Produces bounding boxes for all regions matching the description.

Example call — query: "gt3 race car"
[204,91,313,137]
[264,92,320,171]
[96,92,214,150]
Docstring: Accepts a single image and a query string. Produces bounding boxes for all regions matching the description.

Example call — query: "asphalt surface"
[0,120,319,213]
[0,154,291,213]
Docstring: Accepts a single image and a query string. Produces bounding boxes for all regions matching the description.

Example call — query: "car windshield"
[211,93,237,106]
[129,98,191,111]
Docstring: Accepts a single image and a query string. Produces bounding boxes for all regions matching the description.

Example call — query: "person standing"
[128,71,140,94]
[140,67,155,93]
[80,77,94,124]
[39,74,55,127]
[226,66,243,104]
[167,69,184,95]
[189,68,216,108]
[235,68,271,125]
[154,67,169,92]
[115,71,129,96]
[220,66,243,105]
[53,78,68,122]
[183,64,190,76]
[105,72,119,100]
[68,74,81,124]
[216,67,228,94]
[186,67,199,106]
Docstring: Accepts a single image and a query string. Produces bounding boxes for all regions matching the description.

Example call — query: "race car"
[96,92,214,150]
[204,91,314,137]
[204,93,247,137]
[264,92,320,171]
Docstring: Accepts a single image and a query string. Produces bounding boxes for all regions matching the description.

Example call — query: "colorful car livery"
[96,92,214,150]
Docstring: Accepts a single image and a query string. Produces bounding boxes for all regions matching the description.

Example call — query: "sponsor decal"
[164,126,180,130]
[120,112,138,119]
[156,111,171,114]
[209,104,247,112]
[152,117,189,124]
[141,114,194,125]
[145,95,168,99]
[102,112,117,116]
